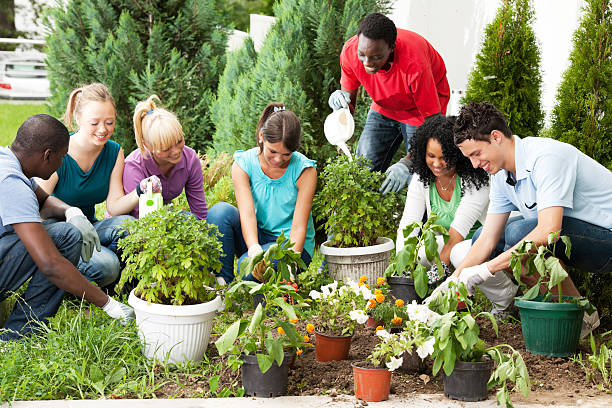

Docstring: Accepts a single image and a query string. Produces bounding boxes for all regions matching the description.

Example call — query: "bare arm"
[36,186,71,220]
[232,161,259,249]
[106,148,139,215]
[36,172,59,195]
[288,167,317,253]
[12,222,108,308]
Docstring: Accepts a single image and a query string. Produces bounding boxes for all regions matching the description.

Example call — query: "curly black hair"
[409,115,489,193]
[454,101,513,144]
[357,13,397,48]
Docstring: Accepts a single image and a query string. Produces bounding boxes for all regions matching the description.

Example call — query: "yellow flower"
[304,335,310,343]
[290,318,298,324]
[358,282,364,287]
[306,324,315,333]
[392,316,403,325]
[359,276,368,283]
[365,284,370,289]
[374,289,382,295]
[376,277,386,285]
[376,293,385,303]
[395,299,405,307]
[368,299,377,309]
[375,325,384,331]
[296,349,303,355]
[277,327,285,335]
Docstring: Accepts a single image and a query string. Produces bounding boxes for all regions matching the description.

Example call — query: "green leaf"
[269,340,284,366]
[560,235,572,258]
[545,257,568,289]
[248,303,264,333]
[272,297,297,321]
[216,320,242,355]
[414,264,429,297]
[256,353,274,374]
[522,284,540,300]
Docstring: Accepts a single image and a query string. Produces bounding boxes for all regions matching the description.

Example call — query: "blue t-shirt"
[488,136,612,230]
[53,140,120,222]
[0,147,41,236]
[233,148,317,256]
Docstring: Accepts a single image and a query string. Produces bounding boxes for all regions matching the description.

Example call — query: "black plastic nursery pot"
[241,352,293,397]
[444,359,493,402]
[387,276,422,303]
[515,297,584,357]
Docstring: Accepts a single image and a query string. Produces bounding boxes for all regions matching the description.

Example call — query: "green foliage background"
[549,0,611,169]
[461,0,544,137]
[43,0,228,154]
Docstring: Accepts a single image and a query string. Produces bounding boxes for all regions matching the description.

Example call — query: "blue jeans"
[0,220,82,340]
[472,216,612,274]
[356,109,418,172]
[207,202,312,283]
[78,215,134,289]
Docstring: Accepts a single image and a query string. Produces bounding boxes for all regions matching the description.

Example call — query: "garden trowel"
[324,108,354,161]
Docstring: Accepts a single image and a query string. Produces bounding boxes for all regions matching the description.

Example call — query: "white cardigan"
[396,176,490,251]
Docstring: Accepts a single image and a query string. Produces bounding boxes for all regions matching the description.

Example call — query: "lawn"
[0,102,48,146]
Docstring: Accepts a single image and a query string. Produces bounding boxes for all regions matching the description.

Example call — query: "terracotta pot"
[314,332,352,362]
[366,317,382,328]
[352,361,392,402]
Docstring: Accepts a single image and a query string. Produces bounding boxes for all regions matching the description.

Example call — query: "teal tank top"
[53,140,120,222]
[429,176,481,240]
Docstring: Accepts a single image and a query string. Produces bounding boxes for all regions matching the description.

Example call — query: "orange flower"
[277,327,285,335]
[296,349,303,355]
[375,325,384,331]
[290,318,298,324]
[376,277,386,285]
[304,335,310,343]
[392,316,403,325]
[306,324,315,333]
[365,284,370,289]
[359,276,368,283]
[395,299,405,307]
[368,299,377,309]
[374,289,382,295]
[375,293,385,303]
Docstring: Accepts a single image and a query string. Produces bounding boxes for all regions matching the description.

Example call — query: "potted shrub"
[510,232,595,357]
[427,283,530,405]
[215,237,310,398]
[314,156,401,283]
[385,213,449,301]
[116,206,223,365]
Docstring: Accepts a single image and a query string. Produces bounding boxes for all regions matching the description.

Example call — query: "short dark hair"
[12,114,69,153]
[255,102,302,152]
[454,102,513,144]
[357,13,397,48]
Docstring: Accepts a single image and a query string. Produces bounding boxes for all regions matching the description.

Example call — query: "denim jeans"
[78,215,134,288]
[0,220,82,340]
[207,202,312,283]
[472,216,612,274]
[356,109,418,172]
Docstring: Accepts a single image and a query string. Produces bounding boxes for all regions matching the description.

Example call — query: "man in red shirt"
[329,13,450,194]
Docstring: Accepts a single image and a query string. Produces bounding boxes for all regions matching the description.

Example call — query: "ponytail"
[255,102,301,153]
[62,83,115,131]
[133,95,183,158]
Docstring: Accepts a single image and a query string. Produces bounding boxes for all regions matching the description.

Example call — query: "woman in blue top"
[207,102,317,284]
[38,83,155,289]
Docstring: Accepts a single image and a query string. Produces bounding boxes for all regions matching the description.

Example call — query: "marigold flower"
[306,324,315,333]
[290,318,298,324]
[365,284,370,289]
[304,335,310,343]
[392,316,403,325]
[375,293,385,303]
[359,276,368,283]
[376,277,386,285]
[296,348,303,355]
[368,299,377,309]
[374,289,382,295]
[395,299,405,307]
[375,325,384,331]
[277,327,285,335]
[358,282,364,287]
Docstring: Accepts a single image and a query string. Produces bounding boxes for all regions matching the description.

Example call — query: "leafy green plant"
[366,329,414,371]
[384,213,449,297]
[116,206,223,305]
[314,155,401,248]
[575,330,612,389]
[367,280,409,329]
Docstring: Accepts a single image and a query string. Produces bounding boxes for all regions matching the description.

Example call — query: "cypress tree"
[44,0,228,153]
[461,0,544,137]
[550,0,611,169]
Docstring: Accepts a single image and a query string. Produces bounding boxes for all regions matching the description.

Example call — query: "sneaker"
[580,310,600,339]
[490,303,519,321]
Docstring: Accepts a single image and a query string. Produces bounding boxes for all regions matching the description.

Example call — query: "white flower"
[321,281,338,297]
[376,329,392,339]
[416,337,435,359]
[309,290,321,300]
[386,356,403,371]
[347,280,360,293]
[426,309,442,326]
[359,285,373,300]
[406,300,429,324]
[349,309,368,324]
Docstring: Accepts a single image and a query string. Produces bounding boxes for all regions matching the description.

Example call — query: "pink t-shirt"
[123,146,208,220]
[340,29,450,126]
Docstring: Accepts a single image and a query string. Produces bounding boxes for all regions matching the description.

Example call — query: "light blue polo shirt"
[488,136,612,230]
[0,147,41,236]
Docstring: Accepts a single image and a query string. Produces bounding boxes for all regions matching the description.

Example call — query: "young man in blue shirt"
[446,102,612,336]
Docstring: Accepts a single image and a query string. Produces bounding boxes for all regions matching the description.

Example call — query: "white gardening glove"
[65,207,101,263]
[247,244,263,258]
[459,263,495,296]
[423,276,459,305]
[328,90,351,110]
[136,175,162,195]
[102,296,135,325]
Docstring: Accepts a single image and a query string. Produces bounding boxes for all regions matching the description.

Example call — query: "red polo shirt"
[340,29,450,126]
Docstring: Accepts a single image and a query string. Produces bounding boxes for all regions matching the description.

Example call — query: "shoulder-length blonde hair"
[133,95,184,158]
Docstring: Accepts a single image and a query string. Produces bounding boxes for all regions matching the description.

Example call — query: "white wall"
[389,0,584,124]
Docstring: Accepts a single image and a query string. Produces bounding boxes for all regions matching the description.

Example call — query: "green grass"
[0,103,48,146]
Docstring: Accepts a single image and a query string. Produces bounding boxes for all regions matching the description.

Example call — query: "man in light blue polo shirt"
[446,102,612,335]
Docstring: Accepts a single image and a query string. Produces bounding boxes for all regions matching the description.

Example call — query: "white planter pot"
[128,289,221,365]
[320,237,394,284]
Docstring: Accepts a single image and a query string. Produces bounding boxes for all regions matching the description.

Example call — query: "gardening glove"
[247,244,263,258]
[424,276,459,304]
[380,157,412,195]
[102,296,135,325]
[459,263,495,296]
[328,90,351,110]
[136,175,162,196]
[65,207,101,263]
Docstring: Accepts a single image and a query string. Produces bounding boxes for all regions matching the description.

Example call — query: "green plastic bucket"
[515,297,584,357]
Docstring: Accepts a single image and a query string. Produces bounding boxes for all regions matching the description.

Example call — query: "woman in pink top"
[122,95,208,219]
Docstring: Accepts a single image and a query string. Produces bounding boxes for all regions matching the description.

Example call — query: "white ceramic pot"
[128,289,221,365]
[320,237,394,284]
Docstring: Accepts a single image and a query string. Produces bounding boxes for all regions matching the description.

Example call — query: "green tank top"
[53,140,120,222]
[429,176,481,240]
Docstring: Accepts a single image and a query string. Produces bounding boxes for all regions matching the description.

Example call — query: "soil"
[144,317,612,405]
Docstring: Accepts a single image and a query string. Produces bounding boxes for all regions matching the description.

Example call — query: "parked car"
[0,56,50,100]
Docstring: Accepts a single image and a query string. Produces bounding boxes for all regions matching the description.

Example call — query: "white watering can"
[324,108,354,161]
[139,180,163,217]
